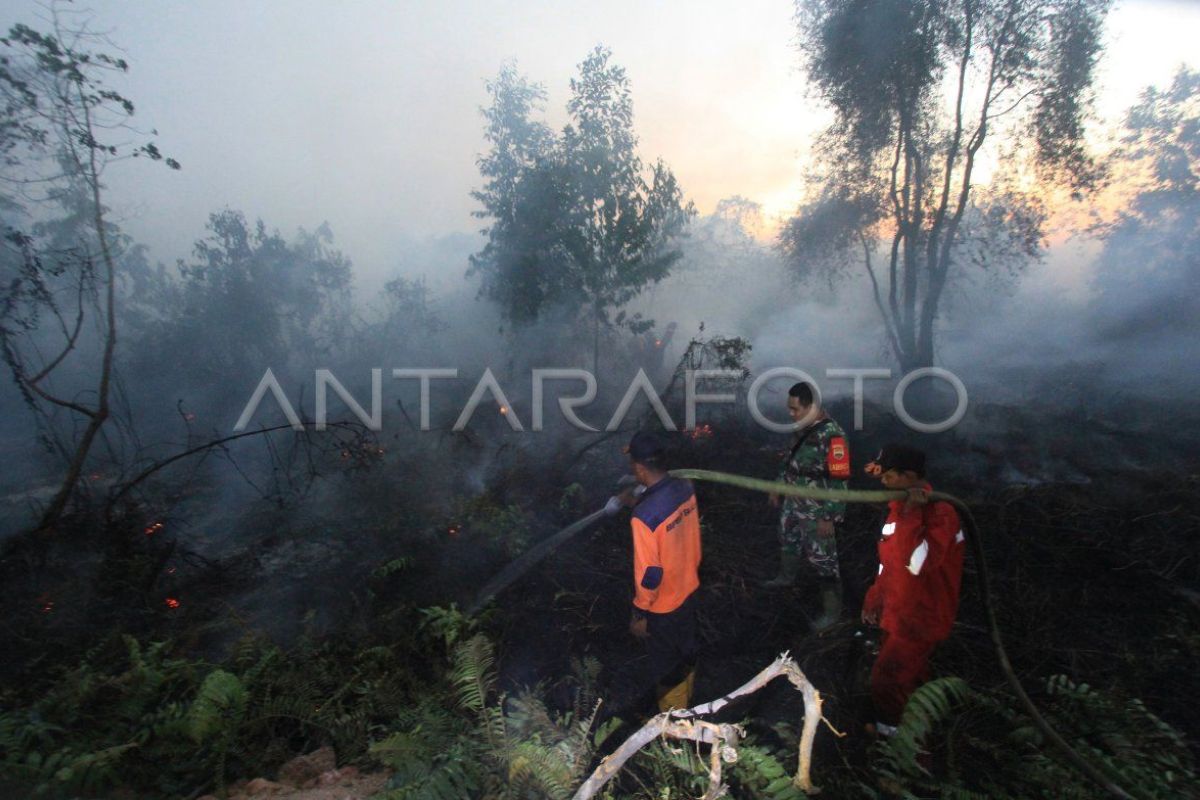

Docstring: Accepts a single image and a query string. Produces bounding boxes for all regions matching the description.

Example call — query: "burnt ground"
[2,399,1197,796]
[477,417,1200,782]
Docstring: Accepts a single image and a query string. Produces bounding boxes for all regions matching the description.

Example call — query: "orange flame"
[144,521,165,536]
[164,597,180,609]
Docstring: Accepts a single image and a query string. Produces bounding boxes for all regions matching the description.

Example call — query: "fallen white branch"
[572,652,824,800]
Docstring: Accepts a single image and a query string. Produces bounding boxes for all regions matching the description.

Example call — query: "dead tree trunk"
[572,653,831,800]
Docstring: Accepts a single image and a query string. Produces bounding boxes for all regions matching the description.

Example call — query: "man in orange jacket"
[862,444,964,736]
[606,430,702,715]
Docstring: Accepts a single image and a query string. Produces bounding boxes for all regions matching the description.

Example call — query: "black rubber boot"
[762,550,801,588]
[811,578,844,631]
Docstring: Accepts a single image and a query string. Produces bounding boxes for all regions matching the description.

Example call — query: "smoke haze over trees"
[0,2,1197,798]
[781,0,1110,371]
[469,48,694,372]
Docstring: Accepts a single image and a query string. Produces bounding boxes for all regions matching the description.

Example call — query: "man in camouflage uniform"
[765,382,851,630]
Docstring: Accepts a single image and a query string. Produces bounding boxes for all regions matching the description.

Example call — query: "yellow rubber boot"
[656,667,697,712]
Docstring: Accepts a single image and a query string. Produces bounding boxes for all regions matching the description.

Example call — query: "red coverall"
[862,487,964,726]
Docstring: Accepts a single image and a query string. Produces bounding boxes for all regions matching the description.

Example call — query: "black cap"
[874,444,926,476]
[625,430,667,466]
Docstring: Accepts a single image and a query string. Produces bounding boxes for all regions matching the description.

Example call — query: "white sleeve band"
[907,540,930,575]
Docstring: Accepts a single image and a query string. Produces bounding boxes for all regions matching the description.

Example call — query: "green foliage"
[618,730,812,800]
[785,0,1110,369]
[627,739,711,798]
[186,669,247,792]
[420,604,480,651]
[0,624,431,798]
[468,48,694,363]
[1041,675,1197,800]
[188,669,248,743]
[0,11,178,524]
[370,727,481,800]
[373,557,414,579]
[456,493,535,556]
[0,635,199,797]
[873,676,973,784]
[1092,67,1200,338]
[374,633,617,800]
[0,20,178,175]
[730,742,809,800]
[864,675,1199,800]
[558,482,585,515]
[127,211,354,386]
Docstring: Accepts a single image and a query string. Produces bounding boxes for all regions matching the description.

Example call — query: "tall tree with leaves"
[468,63,556,327]
[128,211,353,389]
[0,14,178,531]
[1091,67,1200,342]
[470,49,694,371]
[782,0,1109,370]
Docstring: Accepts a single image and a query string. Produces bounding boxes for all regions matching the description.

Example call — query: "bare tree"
[782,0,1109,370]
[0,9,178,531]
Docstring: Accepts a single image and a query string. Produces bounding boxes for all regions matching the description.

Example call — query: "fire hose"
[671,468,1136,800]
[468,468,1136,800]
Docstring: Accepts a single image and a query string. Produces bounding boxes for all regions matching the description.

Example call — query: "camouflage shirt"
[778,416,849,522]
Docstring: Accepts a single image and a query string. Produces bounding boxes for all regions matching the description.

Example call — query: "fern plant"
[864,675,1199,800]
[374,633,621,800]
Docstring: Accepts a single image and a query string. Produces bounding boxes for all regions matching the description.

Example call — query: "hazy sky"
[3,0,1198,282]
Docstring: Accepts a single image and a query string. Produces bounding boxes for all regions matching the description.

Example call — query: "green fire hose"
[670,468,1136,800]
[469,468,1136,799]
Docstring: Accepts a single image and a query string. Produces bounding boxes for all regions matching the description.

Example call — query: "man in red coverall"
[861,444,964,736]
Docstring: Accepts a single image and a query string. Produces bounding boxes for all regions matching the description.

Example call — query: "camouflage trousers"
[779,510,840,579]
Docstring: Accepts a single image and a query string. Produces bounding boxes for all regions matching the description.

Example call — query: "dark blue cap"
[626,430,667,465]
[875,444,926,476]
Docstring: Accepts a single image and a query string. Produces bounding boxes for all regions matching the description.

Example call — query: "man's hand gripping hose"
[669,468,1138,800]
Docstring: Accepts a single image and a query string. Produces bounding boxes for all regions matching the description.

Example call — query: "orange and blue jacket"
[630,477,701,615]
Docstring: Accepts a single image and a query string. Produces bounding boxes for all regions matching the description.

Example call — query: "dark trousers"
[609,592,698,717]
[870,631,937,725]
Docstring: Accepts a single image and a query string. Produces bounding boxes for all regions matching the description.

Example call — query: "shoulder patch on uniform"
[827,436,850,478]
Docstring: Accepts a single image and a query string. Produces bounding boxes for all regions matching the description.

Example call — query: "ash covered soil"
[2,399,1198,796]
[486,414,1200,769]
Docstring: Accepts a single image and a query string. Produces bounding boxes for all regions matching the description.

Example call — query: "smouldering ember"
[37,593,53,613]
[144,521,165,536]
[164,597,180,609]
[447,524,461,538]
[688,423,715,440]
